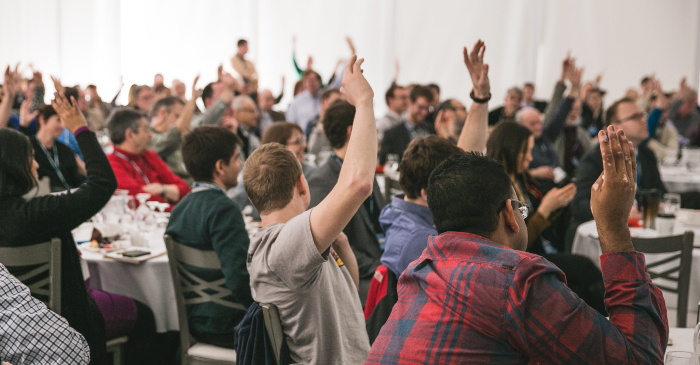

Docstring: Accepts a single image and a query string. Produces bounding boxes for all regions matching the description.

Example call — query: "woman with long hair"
[487,121,606,314]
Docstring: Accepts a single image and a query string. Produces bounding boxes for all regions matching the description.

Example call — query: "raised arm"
[543,63,582,141]
[457,40,490,153]
[175,75,200,135]
[0,67,19,129]
[543,53,572,124]
[309,55,376,254]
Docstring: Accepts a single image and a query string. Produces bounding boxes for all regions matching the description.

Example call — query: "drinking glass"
[665,351,700,365]
[662,193,682,216]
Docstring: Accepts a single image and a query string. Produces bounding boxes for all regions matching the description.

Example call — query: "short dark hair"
[153,84,169,94]
[523,82,535,89]
[37,105,57,125]
[182,126,242,182]
[321,88,340,102]
[237,39,247,47]
[64,87,79,104]
[508,87,524,102]
[243,143,303,214]
[86,84,97,90]
[323,100,355,149]
[409,85,434,104]
[302,70,322,84]
[641,76,650,85]
[486,122,532,176]
[427,83,440,95]
[262,122,303,145]
[399,136,463,199]
[427,152,513,236]
[0,128,36,197]
[107,107,147,145]
[151,96,185,118]
[385,84,404,106]
[605,97,636,127]
[202,82,216,104]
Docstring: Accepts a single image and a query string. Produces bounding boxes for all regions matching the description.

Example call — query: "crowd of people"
[0,34,698,364]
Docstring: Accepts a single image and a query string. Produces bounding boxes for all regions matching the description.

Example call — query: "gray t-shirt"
[247,209,370,365]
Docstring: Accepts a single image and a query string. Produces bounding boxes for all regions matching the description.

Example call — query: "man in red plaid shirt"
[365,58,669,363]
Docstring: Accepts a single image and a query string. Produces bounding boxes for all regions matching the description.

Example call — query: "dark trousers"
[191,330,237,349]
[124,300,158,365]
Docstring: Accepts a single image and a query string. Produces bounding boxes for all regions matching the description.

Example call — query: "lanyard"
[38,140,70,190]
[191,182,226,194]
[114,151,151,184]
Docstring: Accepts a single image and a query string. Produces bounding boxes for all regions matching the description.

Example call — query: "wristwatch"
[160,184,166,198]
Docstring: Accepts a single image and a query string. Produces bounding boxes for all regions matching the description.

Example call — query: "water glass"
[665,351,700,365]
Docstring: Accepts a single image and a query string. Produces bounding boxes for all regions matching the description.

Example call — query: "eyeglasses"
[240,107,259,114]
[286,136,307,146]
[618,112,647,123]
[497,199,530,219]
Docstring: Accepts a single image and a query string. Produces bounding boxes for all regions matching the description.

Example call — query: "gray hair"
[514,106,540,124]
[232,95,255,110]
[107,107,146,145]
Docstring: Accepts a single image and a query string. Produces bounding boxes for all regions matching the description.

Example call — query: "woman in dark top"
[0,94,113,363]
[31,104,85,192]
[581,87,605,137]
[487,122,606,314]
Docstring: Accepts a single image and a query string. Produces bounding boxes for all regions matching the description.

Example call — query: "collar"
[389,194,434,228]
[112,146,144,160]
[427,231,523,263]
[192,181,226,194]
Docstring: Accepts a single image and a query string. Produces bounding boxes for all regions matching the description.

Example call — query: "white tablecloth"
[572,219,700,327]
[74,224,178,333]
[660,166,700,193]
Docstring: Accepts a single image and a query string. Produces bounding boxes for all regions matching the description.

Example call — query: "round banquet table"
[74,224,178,333]
[660,166,700,193]
[667,327,697,355]
[572,216,700,327]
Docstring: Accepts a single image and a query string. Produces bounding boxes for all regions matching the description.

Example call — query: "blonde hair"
[243,143,303,214]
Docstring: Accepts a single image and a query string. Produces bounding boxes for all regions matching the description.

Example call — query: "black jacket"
[566,143,665,250]
[307,157,386,304]
[0,131,117,364]
[378,121,435,165]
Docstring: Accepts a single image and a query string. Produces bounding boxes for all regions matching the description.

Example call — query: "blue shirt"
[379,194,436,277]
[58,128,83,160]
[285,90,321,133]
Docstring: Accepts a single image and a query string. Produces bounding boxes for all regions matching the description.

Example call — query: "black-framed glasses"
[286,136,307,146]
[497,199,530,219]
[618,112,647,123]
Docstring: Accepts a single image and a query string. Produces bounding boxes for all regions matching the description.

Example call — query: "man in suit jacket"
[522,82,548,113]
[308,99,386,304]
[488,87,522,126]
[378,85,434,164]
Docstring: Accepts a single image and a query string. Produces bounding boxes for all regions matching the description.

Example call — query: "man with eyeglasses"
[566,96,663,249]
[376,85,409,143]
[230,95,261,160]
[149,92,198,183]
[379,85,435,164]
[367,127,669,363]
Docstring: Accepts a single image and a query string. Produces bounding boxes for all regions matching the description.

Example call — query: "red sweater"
[107,147,190,203]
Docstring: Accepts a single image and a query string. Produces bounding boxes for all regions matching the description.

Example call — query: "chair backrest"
[0,238,62,315]
[261,304,284,365]
[384,175,403,203]
[632,231,694,327]
[164,234,246,361]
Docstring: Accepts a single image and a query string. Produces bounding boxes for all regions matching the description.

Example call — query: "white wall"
[1,0,698,113]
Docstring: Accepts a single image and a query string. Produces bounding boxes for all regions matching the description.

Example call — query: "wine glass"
[135,193,151,220]
[155,202,170,228]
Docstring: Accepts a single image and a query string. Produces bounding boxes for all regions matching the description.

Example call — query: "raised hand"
[19,100,38,127]
[306,56,314,70]
[51,92,87,133]
[32,70,44,87]
[217,64,224,82]
[679,77,691,99]
[3,66,20,96]
[346,36,356,54]
[560,51,573,82]
[567,64,584,98]
[190,75,200,100]
[393,59,400,83]
[50,75,64,93]
[339,55,373,106]
[591,125,637,253]
[463,39,490,98]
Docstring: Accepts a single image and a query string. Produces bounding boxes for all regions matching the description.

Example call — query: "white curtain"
[1,0,698,114]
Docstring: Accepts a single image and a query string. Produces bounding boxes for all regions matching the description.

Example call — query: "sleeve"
[505,253,667,364]
[191,99,228,128]
[149,152,191,201]
[32,85,45,108]
[17,131,117,239]
[149,126,183,160]
[293,52,303,78]
[267,210,328,291]
[285,100,298,124]
[0,265,90,364]
[668,98,683,123]
[274,91,284,105]
[208,201,254,307]
[110,88,122,107]
[543,81,567,125]
[543,97,574,141]
[645,108,663,141]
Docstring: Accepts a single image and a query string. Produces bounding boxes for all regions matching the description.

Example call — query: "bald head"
[516,107,543,138]
[258,89,275,112]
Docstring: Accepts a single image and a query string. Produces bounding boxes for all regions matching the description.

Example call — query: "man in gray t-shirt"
[242,56,376,364]
[248,210,369,364]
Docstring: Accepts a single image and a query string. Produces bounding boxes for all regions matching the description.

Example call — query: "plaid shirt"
[365,232,668,364]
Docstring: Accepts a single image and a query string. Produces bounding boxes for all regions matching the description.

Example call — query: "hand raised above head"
[339,55,373,106]
[190,75,200,99]
[591,125,637,252]
[51,92,87,133]
[463,39,489,98]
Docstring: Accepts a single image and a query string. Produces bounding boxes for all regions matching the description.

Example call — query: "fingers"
[598,128,617,177]
[345,54,357,75]
[618,129,633,178]
[607,125,626,175]
[629,141,637,185]
[353,58,365,74]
